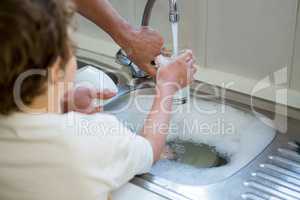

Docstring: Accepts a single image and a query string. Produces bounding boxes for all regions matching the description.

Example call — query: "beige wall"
[206,0,298,82]
[75,0,136,43]
[292,2,300,91]
[76,0,300,93]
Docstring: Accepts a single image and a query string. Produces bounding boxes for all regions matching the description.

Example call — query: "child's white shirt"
[0,112,153,200]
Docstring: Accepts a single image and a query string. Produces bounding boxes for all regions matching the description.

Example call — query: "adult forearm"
[73,0,164,76]
[141,87,175,162]
[73,0,132,47]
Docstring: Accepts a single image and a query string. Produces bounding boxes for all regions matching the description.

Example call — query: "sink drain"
[166,141,228,168]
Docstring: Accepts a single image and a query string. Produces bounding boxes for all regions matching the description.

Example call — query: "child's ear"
[49,58,64,84]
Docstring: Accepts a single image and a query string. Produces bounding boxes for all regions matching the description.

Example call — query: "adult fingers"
[141,63,157,77]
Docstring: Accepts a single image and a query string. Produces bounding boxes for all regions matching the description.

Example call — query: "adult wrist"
[111,20,135,51]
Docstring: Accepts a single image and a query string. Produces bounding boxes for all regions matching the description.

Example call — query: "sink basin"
[76,57,300,200]
[104,88,276,186]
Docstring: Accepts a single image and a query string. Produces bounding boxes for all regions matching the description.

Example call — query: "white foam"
[112,93,276,185]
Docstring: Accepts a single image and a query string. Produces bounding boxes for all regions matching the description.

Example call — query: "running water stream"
[171,21,189,104]
[171,22,179,56]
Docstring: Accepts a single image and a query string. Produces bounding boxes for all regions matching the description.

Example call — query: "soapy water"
[165,141,228,168]
[112,94,276,185]
[150,119,275,185]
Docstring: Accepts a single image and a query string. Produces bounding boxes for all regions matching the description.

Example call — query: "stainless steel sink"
[77,57,300,200]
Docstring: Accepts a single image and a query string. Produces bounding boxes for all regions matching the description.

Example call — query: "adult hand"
[74,0,163,77]
[122,27,164,77]
[62,87,116,114]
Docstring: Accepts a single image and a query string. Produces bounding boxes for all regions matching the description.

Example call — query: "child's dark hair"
[0,0,75,115]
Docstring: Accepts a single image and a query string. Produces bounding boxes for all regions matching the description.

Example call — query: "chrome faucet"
[169,0,179,23]
[116,0,180,78]
[142,0,180,26]
[169,0,180,23]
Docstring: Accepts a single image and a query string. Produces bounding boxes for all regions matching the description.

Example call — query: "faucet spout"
[141,0,156,26]
[142,0,180,26]
[169,0,180,23]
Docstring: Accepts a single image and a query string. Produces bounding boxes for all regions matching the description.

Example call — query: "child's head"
[0,0,77,115]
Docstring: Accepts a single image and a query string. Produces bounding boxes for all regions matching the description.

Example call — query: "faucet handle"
[115,49,148,78]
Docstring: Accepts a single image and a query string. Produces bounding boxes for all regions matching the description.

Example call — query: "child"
[0,0,196,200]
